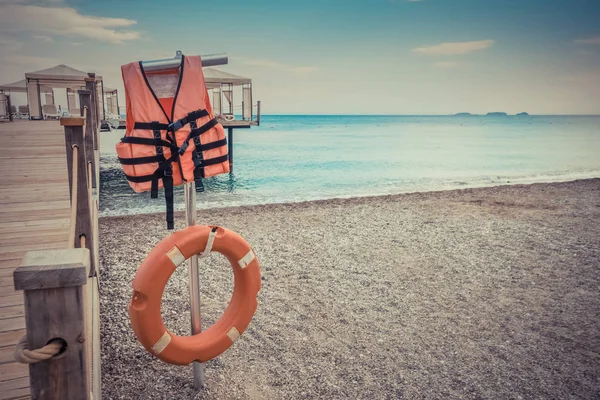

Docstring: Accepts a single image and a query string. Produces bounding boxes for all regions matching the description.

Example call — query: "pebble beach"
[99,179,600,399]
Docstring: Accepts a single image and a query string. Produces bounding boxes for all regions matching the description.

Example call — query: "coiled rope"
[14,336,64,364]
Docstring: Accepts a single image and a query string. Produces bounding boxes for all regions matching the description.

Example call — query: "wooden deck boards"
[0,120,71,399]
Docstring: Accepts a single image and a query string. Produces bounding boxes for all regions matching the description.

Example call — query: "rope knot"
[14,336,64,364]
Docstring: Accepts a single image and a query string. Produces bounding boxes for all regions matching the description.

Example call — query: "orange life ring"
[129,225,261,365]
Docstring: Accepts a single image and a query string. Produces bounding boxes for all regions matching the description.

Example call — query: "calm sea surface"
[99,115,600,216]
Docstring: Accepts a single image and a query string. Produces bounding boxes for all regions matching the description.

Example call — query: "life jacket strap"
[120,137,173,148]
[123,158,176,229]
[188,120,205,192]
[122,111,226,229]
[133,109,209,132]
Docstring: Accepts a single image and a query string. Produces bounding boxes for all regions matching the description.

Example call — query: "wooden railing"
[12,85,101,399]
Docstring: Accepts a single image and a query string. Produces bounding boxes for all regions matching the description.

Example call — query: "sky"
[0,0,599,115]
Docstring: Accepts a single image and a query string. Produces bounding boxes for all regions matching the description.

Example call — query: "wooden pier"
[0,120,71,399]
[0,84,101,400]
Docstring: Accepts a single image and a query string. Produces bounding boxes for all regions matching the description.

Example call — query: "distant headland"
[454,112,529,116]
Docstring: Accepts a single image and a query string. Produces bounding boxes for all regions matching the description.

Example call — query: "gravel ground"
[99,179,600,399]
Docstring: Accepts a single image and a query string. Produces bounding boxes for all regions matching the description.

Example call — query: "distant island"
[486,112,508,116]
[517,112,529,116]
[454,112,473,116]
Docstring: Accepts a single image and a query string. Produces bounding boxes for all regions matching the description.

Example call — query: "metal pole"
[228,127,233,172]
[184,182,205,389]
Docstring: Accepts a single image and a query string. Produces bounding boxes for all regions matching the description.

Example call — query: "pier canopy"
[0,79,53,94]
[203,68,256,124]
[24,64,105,119]
[103,87,120,117]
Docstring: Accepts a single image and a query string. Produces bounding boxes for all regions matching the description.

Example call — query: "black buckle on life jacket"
[168,120,184,132]
[178,141,189,155]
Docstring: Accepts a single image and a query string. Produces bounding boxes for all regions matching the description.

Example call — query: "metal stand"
[138,50,229,390]
[184,182,205,388]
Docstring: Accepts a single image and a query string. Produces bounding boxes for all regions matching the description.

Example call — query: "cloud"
[0,4,141,44]
[433,61,459,68]
[0,0,64,4]
[287,66,317,73]
[236,57,317,74]
[0,54,58,68]
[238,58,283,69]
[32,35,53,42]
[0,37,23,51]
[413,40,494,56]
[575,37,600,45]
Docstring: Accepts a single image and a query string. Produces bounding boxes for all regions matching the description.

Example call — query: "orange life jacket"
[116,55,229,229]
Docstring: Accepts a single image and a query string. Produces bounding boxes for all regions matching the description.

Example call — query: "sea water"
[99,115,600,216]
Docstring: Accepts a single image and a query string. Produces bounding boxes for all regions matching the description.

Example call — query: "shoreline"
[100,178,600,399]
[99,177,600,221]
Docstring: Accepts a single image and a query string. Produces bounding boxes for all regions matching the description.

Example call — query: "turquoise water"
[99,115,600,216]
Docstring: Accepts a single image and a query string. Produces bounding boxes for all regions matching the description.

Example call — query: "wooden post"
[78,90,97,189]
[228,127,233,172]
[85,75,98,151]
[7,94,13,122]
[61,117,96,278]
[13,248,91,400]
[256,101,261,126]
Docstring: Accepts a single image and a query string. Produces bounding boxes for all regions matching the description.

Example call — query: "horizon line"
[256,113,600,117]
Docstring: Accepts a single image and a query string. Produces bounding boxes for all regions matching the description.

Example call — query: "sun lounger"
[42,104,61,120]
[18,105,29,119]
[0,100,8,119]
[218,113,235,121]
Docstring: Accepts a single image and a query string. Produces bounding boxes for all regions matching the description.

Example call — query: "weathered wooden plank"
[0,278,15,288]
[0,362,28,382]
[0,235,71,247]
[0,305,24,319]
[0,329,26,347]
[0,258,23,268]
[0,295,22,307]
[0,242,68,253]
[0,211,70,224]
[0,377,29,391]
[0,268,15,278]
[0,219,69,231]
[0,230,69,241]
[14,249,89,291]
[0,387,30,400]
[0,253,24,263]
[0,345,17,365]
[0,386,30,400]
[59,117,85,127]
[0,317,25,332]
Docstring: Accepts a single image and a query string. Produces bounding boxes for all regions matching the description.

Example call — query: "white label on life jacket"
[166,246,186,267]
[147,74,179,99]
[238,250,255,269]
[227,327,240,343]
